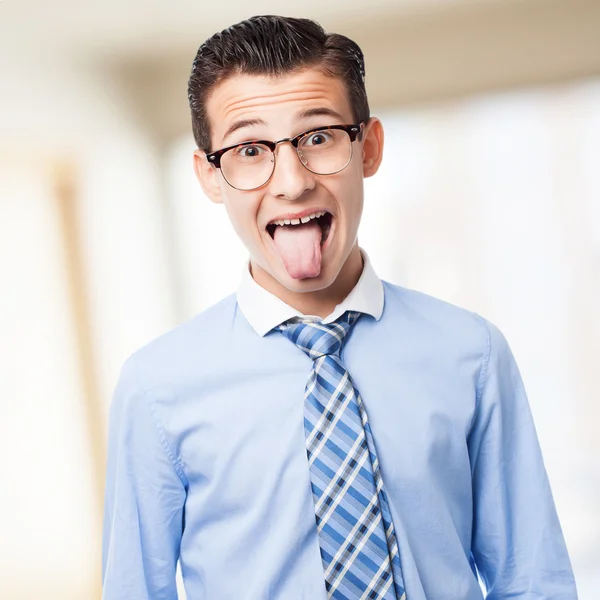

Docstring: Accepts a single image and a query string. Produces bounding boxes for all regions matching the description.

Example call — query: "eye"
[302,130,334,147]
[233,144,267,159]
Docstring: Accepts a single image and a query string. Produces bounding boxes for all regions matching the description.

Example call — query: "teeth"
[271,211,327,227]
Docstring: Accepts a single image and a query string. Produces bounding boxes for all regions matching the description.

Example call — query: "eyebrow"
[222,118,267,144]
[296,107,345,121]
[220,107,346,146]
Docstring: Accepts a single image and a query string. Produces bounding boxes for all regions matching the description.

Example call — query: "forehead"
[205,68,353,146]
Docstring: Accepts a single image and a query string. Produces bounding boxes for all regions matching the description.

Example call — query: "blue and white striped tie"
[279,311,406,600]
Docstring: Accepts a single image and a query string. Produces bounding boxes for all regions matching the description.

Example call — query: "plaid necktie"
[278,311,406,600]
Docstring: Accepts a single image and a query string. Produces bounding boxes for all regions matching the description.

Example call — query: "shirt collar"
[236,249,384,337]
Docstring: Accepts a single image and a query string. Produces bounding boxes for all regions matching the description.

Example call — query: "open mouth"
[266,211,333,246]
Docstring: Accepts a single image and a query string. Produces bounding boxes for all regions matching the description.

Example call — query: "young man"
[102,15,577,600]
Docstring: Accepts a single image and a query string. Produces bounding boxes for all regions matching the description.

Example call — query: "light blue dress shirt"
[102,253,577,599]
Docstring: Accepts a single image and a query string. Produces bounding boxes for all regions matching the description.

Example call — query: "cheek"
[334,165,365,215]
[220,190,262,241]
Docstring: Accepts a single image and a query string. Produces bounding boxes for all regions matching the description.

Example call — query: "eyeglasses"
[205,122,364,191]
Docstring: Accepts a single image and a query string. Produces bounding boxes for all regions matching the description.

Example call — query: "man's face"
[194,67,383,295]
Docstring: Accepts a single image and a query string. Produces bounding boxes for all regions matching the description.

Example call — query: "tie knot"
[278,311,362,359]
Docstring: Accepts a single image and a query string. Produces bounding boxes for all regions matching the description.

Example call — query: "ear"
[193,149,223,204]
[361,117,384,178]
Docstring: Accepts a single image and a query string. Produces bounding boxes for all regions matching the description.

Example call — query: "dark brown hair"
[188,15,370,151]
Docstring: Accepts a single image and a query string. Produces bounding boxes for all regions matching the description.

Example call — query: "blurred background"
[1,0,599,598]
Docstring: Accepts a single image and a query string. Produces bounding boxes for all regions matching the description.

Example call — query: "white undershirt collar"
[236,249,384,337]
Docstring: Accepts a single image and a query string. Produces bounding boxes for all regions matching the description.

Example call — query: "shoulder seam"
[474,313,492,416]
[130,354,190,489]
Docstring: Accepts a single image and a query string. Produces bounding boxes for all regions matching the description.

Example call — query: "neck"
[250,244,364,318]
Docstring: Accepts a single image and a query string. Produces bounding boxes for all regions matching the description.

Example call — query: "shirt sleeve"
[102,355,187,600]
[468,318,578,599]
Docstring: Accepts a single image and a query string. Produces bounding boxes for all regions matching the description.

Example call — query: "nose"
[267,142,315,201]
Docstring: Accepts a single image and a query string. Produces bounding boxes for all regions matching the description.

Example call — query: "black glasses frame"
[205,123,364,169]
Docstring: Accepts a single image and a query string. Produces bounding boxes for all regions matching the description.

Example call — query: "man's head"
[188,16,369,152]
[189,16,384,300]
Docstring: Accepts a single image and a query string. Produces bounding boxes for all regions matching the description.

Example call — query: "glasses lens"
[220,143,275,191]
[297,128,353,175]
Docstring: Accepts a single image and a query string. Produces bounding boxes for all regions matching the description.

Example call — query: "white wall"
[0,52,176,599]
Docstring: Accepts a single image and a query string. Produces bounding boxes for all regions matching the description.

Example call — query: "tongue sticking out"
[272,221,323,279]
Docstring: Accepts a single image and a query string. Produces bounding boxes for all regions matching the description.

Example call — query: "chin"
[283,276,331,293]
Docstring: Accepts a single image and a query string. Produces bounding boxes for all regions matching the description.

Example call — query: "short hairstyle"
[188,15,370,151]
